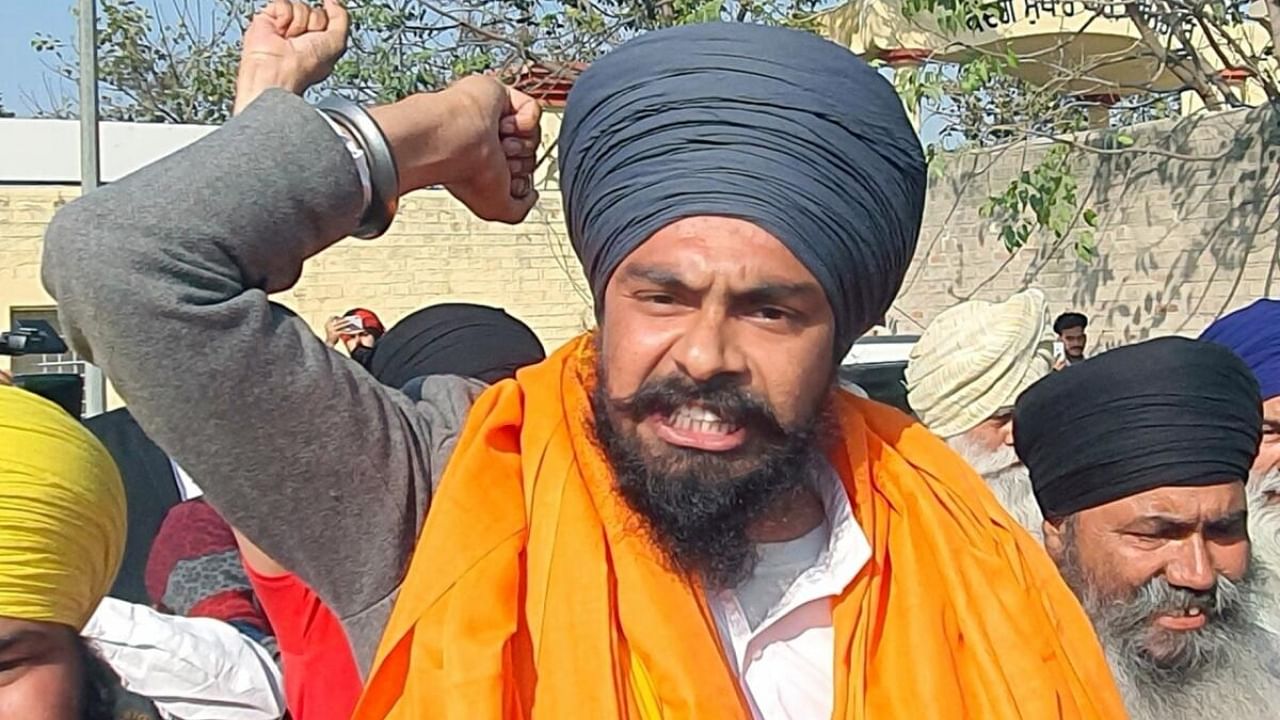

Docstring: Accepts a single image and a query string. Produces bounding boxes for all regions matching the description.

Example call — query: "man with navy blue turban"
[1201,299,1280,603]
[42,12,1124,719]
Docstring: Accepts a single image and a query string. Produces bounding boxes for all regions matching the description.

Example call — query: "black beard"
[590,365,832,590]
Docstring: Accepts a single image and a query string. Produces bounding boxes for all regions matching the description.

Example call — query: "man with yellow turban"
[0,385,127,720]
[905,289,1053,538]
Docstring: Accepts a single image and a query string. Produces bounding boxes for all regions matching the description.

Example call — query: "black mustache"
[609,375,786,439]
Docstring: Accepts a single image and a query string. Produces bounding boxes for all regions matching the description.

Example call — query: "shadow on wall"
[896,105,1280,350]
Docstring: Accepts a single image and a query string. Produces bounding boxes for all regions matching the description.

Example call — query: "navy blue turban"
[558,22,927,355]
[1014,337,1261,518]
[1200,299,1280,400]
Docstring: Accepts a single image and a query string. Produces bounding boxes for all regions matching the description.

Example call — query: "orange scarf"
[353,335,1126,719]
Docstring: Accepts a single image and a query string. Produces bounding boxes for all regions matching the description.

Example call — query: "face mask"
[351,344,375,368]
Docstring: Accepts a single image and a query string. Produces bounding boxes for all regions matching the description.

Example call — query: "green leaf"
[1083,208,1099,227]
[683,0,724,24]
[1075,231,1098,262]
[1001,225,1018,250]
[1115,133,1135,147]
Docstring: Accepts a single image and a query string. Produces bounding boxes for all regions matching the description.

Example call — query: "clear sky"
[1,1,77,116]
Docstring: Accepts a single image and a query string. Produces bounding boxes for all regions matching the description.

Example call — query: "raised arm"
[41,1,541,619]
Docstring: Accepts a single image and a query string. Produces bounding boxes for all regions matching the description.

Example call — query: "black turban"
[366,303,546,389]
[559,22,927,355]
[1014,336,1261,518]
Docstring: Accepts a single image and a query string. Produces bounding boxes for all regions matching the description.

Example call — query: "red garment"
[244,563,361,720]
[145,499,272,637]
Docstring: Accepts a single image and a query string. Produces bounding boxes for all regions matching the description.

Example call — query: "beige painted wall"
[890,105,1280,350]
[277,189,591,344]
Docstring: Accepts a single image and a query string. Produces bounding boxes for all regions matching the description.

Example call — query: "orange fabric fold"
[353,334,1127,720]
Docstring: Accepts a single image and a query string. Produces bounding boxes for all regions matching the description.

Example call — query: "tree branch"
[1265,0,1280,63]
[1000,125,1236,162]
[1124,0,1225,108]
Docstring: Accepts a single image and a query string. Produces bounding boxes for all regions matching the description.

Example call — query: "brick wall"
[0,187,70,311]
[277,188,592,347]
[0,186,75,376]
[0,186,591,403]
[892,105,1280,350]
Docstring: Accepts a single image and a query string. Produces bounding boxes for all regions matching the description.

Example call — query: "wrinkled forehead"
[608,216,827,297]
[1078,482,1247,528]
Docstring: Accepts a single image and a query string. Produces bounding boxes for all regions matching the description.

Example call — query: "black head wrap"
[366,303,546,389]
[559,22,927,356]
[1014,336,1261,519]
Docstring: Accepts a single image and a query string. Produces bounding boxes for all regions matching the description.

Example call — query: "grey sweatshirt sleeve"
[41,90,459,623]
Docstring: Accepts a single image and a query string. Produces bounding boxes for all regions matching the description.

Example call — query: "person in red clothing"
[237,547,361,720]
[323,307,385,370]
[145,498,276,649]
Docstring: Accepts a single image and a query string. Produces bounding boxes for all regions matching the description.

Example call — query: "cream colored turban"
[0,386,126,629]
[906,289,1053,438]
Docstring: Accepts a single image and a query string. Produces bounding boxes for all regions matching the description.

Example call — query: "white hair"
[1063,553,1280,720]
[945,433,1043,541]
[1248,469,1280,636]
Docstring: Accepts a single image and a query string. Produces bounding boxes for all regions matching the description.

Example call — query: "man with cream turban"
[1015,337,1280,720]
[43,17,1124,720]
[0,385,126,719]
[906,289,1052,537]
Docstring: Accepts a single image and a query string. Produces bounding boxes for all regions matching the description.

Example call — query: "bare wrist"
[233,58,306,115]
[368,92,469,193]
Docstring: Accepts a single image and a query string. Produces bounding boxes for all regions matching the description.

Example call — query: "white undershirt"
[708,466,871,720]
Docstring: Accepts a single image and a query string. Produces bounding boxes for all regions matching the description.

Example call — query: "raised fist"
[234,0,350,114]
[441,76,543,224]
[369,76,543,224]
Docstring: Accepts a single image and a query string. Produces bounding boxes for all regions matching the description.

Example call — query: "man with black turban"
[1015,337,1280,720]
[42,9,1124,719]
[366,302,546,392]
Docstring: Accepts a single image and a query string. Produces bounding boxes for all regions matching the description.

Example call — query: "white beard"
[1248,469,1280,636]
[1057,532,1280,720]
[1100,579,1280,720]
[945,434,1043,541]
[1109,627,1280,720]
[1249,470,1280,578]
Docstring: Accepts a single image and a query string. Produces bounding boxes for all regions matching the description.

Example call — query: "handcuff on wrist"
[316,95,400,239]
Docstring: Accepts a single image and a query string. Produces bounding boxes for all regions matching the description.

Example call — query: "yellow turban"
[0,386,126,630]
[906,289,1053,437]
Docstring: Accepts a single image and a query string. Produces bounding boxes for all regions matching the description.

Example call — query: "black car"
[838,360,912,416]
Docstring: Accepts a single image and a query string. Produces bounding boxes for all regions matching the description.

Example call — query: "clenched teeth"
[668,405,739,435]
